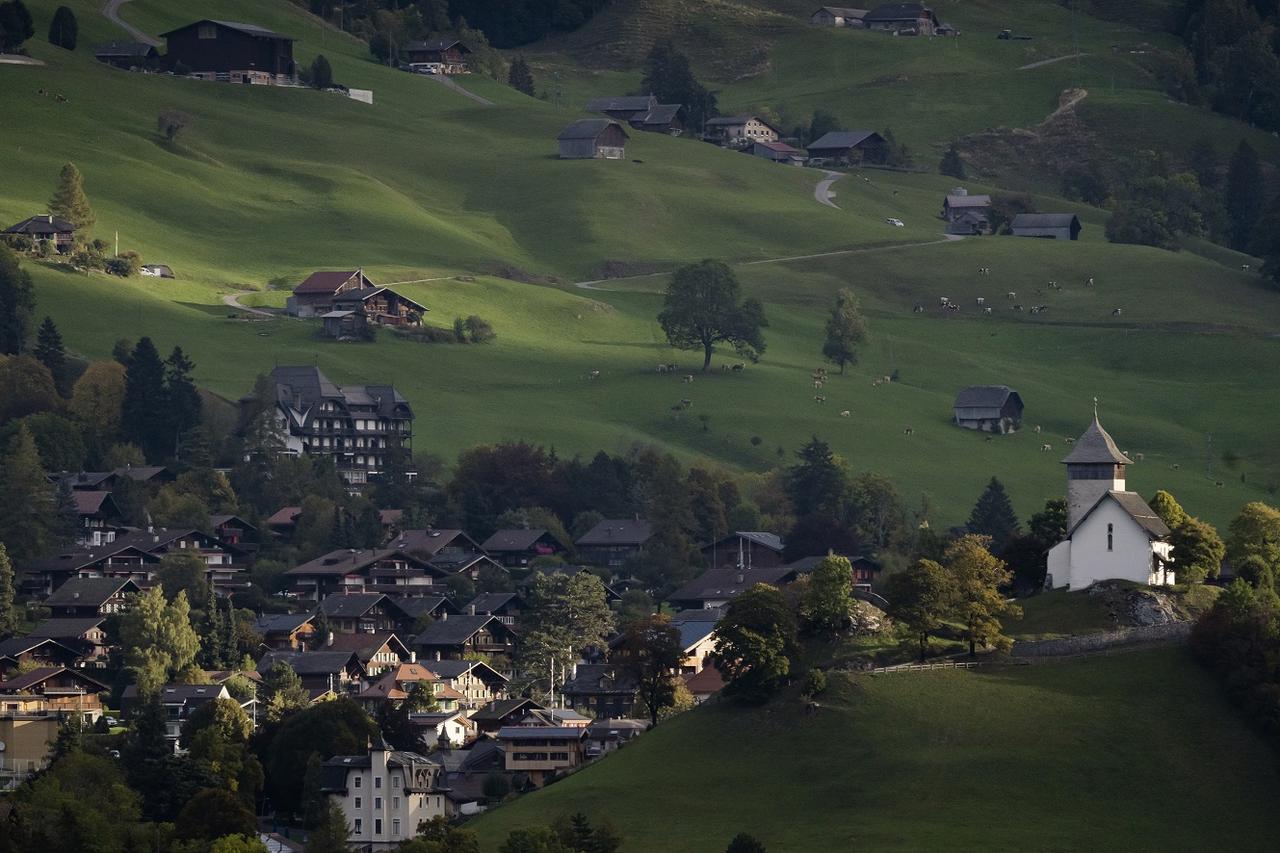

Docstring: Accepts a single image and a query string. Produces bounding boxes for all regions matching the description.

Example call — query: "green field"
[2,0,1279,528]
[471,647,1280,852]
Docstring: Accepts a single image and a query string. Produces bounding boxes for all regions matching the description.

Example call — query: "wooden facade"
[160,20,296,85]
[403,39,471,74]
[558,119,629,160]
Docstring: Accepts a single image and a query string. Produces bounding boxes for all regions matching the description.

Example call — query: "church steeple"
[1062,411,1130,529]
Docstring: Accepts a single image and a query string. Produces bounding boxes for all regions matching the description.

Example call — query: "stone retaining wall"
[1011,621,1193,657]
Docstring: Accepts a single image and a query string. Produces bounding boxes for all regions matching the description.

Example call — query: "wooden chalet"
[863,3,939,35]
[28,617,111,667]
[3,215,76,252]
[462,592,523,626]
[805,130,887,165]
[317,592,416,635]
[257,649,366,696]
[70,490,126,548]
[0,668,107,717]
[41,577,140,618]
[93,41,159,70]
[1011,213,1082,241]
[558,119,628,160]
[469,698,546,735]
[160,19,297,85]
[810,7,868,27]
[286,269,373,317]
[284,548,446,601]
[703,115,781,147]
[480,528,563,568]
[0,638,83,678]
[667,563,801,610]
[402,38,471,74]
[942,189,992,235]
[575,518,652,568]
[953,385,1024,434]
[560,664,639,719]
[323,632,411,676]
[253,612,316,651]
[412,614,516,661]
[701,531,786,572]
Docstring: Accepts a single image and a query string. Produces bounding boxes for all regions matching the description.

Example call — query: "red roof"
[683,665,725,697]
[293,270,368,295]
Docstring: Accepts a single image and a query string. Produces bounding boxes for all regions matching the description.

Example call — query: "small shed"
[321,310,367,340]
[805,130,886,165]
[140,263,175,278]
[558,119,629,160]
[953,385,1023,434]
[863,3,939,35]
[93,41,158,70]
[752,140,806,165]
[1010,213,1082,241]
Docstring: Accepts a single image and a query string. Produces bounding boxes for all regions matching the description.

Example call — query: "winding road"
[222,292,279,318]
[420,73,493,106]
[814,170,842,209]
[1019,53,1087,71]
[102,0,160,46]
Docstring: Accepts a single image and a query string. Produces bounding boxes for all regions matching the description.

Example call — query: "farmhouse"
[558,119,629,160]
[575,518,652,568]
[703,115,781,147]
[159,20,297,85]
[93,41,158,70]
[412,615,516,660]
[810,7,869,27]
[288,269,375,317]
[244,366,414,487]
[69,490,125,547]
[586,94,658,122]
[942,189,993,235]
[953,385,1024,434]
[403,38,471,74]
[753,140,807,165]
[254,612,316,651]
[28,617,111,667]
[0,637,81,677]
[863,3,939,35]
[701,531,786,571]
[480,528,564,568]
[3,215,75,252]
[805,130,887,165]
[318,592,416,636]
[284,548,443,601]
[1011,213,1083,241]
[1046,415,1174,589]
[287,270,426,328]
[629,103,685,134]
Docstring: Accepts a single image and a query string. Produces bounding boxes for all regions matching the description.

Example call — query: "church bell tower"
[1062,411,1129,530]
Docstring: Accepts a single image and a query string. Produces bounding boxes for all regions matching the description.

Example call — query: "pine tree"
[0,0,34,51]
[121,337,167,461]
[34,316,69,396]
[967,477,1019,551]
[47,5,76,50]
[48,162,94,234]
[310,54,333,89]
[164,346,202,460]
[1225,140,1263,251]
[53,477,80,547]
[821,287,867,374]
[507,56,535,95]
[939,144,966,179]
[0,543,17,640]
[0,243,36,355]
[0,424,56,561]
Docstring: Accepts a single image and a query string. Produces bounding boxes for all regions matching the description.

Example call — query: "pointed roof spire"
[1062,411,1130,465]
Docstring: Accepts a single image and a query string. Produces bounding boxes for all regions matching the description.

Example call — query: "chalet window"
[1107,523,1114,552]
[355,776,362,788]
[198,24,216,39]
[354,819,363,835]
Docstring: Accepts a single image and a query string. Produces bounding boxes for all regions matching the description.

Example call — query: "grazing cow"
[589,370,601,379]
[679,398,692,408]
[983,306,993,315]
[814,395,826,404]
[656,364,669,373]
[1033,425,1042,433]
[1111,308,1123,316]
[682,374,694,383]
[840,410,851,418]
[1171,464,1180,471]
[939,296,951,307]
[882,375,892,384]
[1012,304,1023,312]
[813,380,824,390]
[872,379,882,387]
[1242,264,1251,272]
[903,426,914,435]
[1085,277,1094,287]
[913,303,925,313]
[976,297,985,306]
[1215,481,1225,488]
[1064,437,1075,444]
[1040,443,1052,451]
[1007,291,1016,300]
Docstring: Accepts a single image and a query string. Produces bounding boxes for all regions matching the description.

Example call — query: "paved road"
[222,292,279,318]
[814,170,842,208]
[420,73,493,106]
[1019,53,1087,71]
[102,0,160,46]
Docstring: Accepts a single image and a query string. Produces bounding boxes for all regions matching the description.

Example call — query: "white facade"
[1067,469,1126,530]
[327,745,452,850]
[1047,495,1174,589]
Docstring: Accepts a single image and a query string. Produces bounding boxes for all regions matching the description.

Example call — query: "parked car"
[886,217,905,227]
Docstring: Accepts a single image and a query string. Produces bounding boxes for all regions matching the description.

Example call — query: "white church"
[1045,414,1175,589]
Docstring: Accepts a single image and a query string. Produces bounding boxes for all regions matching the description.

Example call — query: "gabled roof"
[287,548,439,578]
[0,636,80,660]
[946,193,992,208]
[1068,491,1170,540]
[425,659,508,684]
[318,592,394,618]
[71,490,117,516]
[632,104,683,125]
[28,617,106,639]
[391,529,480,557]
[480,529,550,553]
[586,95,656,113]
[0,666,108,693]
[1011,213,1081,229]
[814,7,869,17]
[44,577,139,608]
[266,506,302,527]
[333,285,428,313]
[160,20,295,41]
[210,514,258,532]
[404,37,470,54]
[954,385,1020,410]
[3,214,75,236]
[293,270,369,295]
[705,115,781,134]
[807,130,881,151]
[257,649,363,676]
[324,632,409,664]
[412,615,511,648]
[254,612,315,634]
[702,531,784,554]
[470,697,544,722]
[464,592,520,614]
[1062,416,1130,466]
[864,3,935,23]
[392,595,455,620]
[558,118,629,141]
[93,41,156,58]
[576,519,652,546]
[560,664,638,695]
[667,565,798,606]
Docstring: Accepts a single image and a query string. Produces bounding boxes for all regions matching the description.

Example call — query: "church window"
[1107,523,1113,551]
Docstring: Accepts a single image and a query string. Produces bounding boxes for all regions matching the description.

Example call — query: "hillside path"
[1019,53,1087,71]
[222,292,279,318]
[420,74,493,106]
[102,0,160,47]
[814,170,842,208]
[573,234,963,292]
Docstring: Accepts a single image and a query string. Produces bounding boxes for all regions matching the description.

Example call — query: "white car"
[886,217,905,227]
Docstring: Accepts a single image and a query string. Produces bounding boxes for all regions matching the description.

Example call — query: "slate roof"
[560,664,639,695]
[676,619,718,651]
[703,531,785,553]
[391,529,478,557]
[1062,416,1130,466]
[864,3,934,23]
[464,592,519,614]
[3,214,74,236]
[807,130,881,151]
[257,650,362,676]
[1068,491,1171,540]
[754,140,805,156]
[93,41,155,58]
[160,20,295,41]
[632,104,683,125]
[318,592,392,618]
[44,577,137,608]
[393,596,454,620]
[71,490,115,516]
[28,617,106,639]
[470,697,543,722]
[946,193,992,208]
[412,615,508,648]
[1011,213,1081,229]
[0,636,78,659]
[404,38,469,53]
[954,385,1022,420]
[586,95,656,112]
[667,565,798,607]
[0,666,107,693]
[497,726,586,741]
[480,529,548,552]
[576,519,652,546]
[558,118,628,141]
[324,632,408,663]
[265,506,302,527]
[287,548,432,577]
[334,285,428,313]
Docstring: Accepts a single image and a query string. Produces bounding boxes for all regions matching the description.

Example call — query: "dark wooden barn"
[1010,213,1083,241]
[805,130,887,165]
[93,41,159,70]
[160,19,296,85]
[557,119,629,160]
[953,385,1024,434]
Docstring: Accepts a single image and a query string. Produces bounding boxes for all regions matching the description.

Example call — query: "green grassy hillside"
[471,648,1280,852]
[2,0,1279,528]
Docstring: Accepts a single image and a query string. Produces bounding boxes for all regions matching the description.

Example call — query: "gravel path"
[419,73,493,106]
[222,292,279,318]
[814,170,842,208]
[1019,53,1087,71]
[102,0,160,46]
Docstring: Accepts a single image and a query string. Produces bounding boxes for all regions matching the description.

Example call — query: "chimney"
[409,650,416,664]
[440,611,447,621]
[434,650,441,662]
[468,604,476,616]
[326,631,334,647]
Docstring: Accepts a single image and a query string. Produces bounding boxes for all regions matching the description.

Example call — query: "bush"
[453,317,468,343]
[464,315,495,343]
[801,668,827,699]
[310,55,333,89]
[157,110,191,143]
[104,252,140,277]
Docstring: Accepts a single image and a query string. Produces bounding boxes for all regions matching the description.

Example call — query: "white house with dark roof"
[321,738,452,848]
[1046,414,1174,589]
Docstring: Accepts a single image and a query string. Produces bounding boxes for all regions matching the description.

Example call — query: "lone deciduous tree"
[618,613,684,728]
[885,558,954,660]
[946,534,1020,656]
[157,110,191,142]
[821,287,866,374]
[659,260,767,371]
